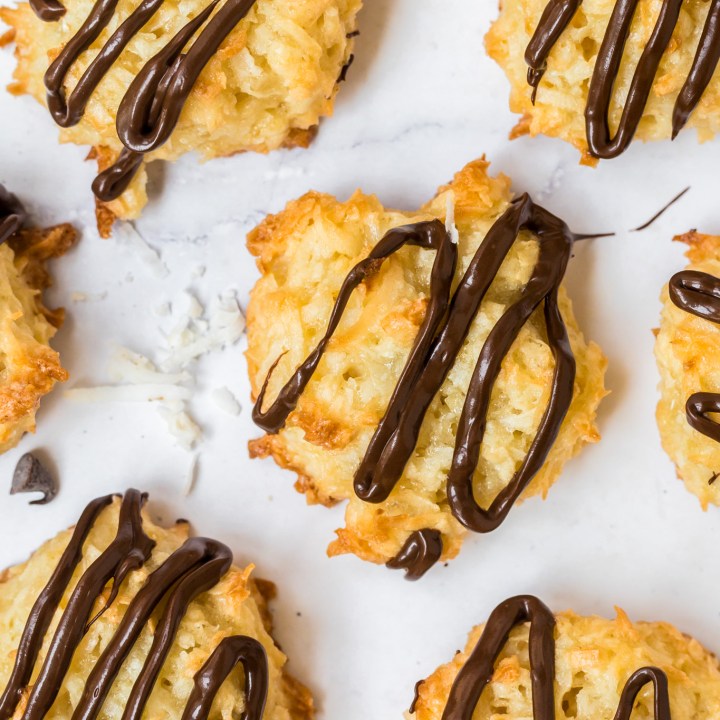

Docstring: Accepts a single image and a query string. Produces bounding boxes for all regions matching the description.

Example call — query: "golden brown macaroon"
[246,158,607,571]
[0,194,76,454]
[655,231,720,508]
[486,0,720,163]
[410,596,720,719]
[0,490,313,720]
[0,0,362,234]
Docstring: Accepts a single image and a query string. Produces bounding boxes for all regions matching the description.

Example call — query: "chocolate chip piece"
[11,453,57,505]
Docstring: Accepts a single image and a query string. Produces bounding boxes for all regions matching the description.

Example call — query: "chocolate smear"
[11,453,57,505]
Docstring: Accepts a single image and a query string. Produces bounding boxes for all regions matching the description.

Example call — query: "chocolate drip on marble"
[36,0,258,200]
[386,529,443,581]
[254,196,576,537]
[0,184,27,245]
[438,595,671,720]
[527,0,720,157]
[669,270,720,443]
[0,491,270,720]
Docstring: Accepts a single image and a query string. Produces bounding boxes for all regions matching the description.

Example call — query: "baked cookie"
[655,231,720,508]
[409,594,720,719]
[0,0,362,234]
[486,0,720,162]
[0,185,76,453]
[246,158,607,577]
[0,487,313,720]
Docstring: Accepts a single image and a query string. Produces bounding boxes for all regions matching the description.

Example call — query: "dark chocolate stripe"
[524,0,582,101]
[386,529,443,581]
[35,0,258,201]
[585,0,682,158]
[252,219,456,433]
[669,270,720,445]
[438,595,670,720]
[22,490,155,720]
[526,0,720,157]
[686,392,720,444]
[0,494,115,720]
[0,184,27,245]
[253,195,577,563]
[0,491,269,720]
[181,636,269,720]
[669,270,720,323]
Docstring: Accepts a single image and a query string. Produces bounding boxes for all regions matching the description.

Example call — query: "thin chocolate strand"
[253,220,455,433]
[21,490,155,720]
[92,148,144,202]
[386,529,443,581]
[442,595,556,720]
[255,197,578,538]
[181,636,269,720]
[357,199,538,503]
[72,537,231,720]
[0,185,27,245]
[440,595,671,720]
[524,0,582,101]
[45,0,164,128]
[121,540,233,720]
[29,0,64,21]
[448,286,574,532]
[0,491,270,720]
[669,270,720,323]
[632,187,690,232]
[367,198,574,514]
[353,222,457,500]
[669,270,720,444]
[0,495,115,720]
[116,0,258,154]
[585,0,683,158]
[527,0,720,156]
[686,392,720,443]
[32,0,259,201]
[672,0,720,138]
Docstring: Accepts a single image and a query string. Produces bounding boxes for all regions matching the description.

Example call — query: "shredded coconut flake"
[65,285,246,458]
[183,453,199,496]
[116,222,169,279]
[445,191,460,245]
[211,387,241,416]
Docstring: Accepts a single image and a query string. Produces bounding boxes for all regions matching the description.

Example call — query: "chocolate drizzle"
[669,270,720,443]
[386,529,443,581]
[0,184,27,245]
[437,595,671,720]
[35,0,258,201]
[0,490,270,720]
[253,196,578,568]
[526,0,720,157]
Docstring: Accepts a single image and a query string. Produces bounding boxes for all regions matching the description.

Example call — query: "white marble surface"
[1,1,720,718]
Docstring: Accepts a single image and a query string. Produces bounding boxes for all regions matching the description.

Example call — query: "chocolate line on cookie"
[525,0,720,157]
[0,490,269,720]
[385,529,443,581]
[0,184,27,244]
[668,270,720,444]
[37,0,258,201]
[254,194,577,549]
[437,595,671,720]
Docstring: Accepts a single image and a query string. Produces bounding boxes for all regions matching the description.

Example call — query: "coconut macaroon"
[0,0,362,234]
[409,595,720,719]
[246,158,607,573]
[0,188,76,454]
[0,489,313,720]
[655,231,720,509]
[486,0,720,163]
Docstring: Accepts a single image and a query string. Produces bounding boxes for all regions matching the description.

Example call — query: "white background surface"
[1,1,719,718]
